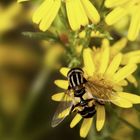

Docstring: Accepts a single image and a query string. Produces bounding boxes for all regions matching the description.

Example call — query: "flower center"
[87,75,114,102]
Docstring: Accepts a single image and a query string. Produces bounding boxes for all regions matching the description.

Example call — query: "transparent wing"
[51,90,73,127]
[85,81,119,102]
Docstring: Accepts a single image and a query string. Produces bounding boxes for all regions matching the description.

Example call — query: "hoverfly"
[51,68,116,127]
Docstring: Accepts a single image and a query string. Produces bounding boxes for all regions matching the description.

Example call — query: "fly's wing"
[85,81,118,102]
[51,90,73,127]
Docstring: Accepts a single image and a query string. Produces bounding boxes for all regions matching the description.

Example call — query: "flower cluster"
[18,0,100,31]
[105,0,140,41]
[17,0,140,138]
[18,0,140,41]
[52,43,140,138]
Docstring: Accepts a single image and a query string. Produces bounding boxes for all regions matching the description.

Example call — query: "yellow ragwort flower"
[52,44,140,138]
[18,0,100,31]
[105,0,140,41]
[93,38,140,87]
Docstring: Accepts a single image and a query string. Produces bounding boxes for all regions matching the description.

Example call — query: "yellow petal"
[122,56,140,65]
[79,31,86,38]
[33,0,53,24]
[51,93,72,102]
[128,56,140,64]
[113,85,123,92]
[75,0,89,27]
[111,38,127,56]
[118,80,128,86]
[18,0,29,2]
[101,39,110,48]
[113,64,137,83]
[51,92,65,101]
[58,108,70,118]
[123,50,140,58]
[105,7,127,25]
[127,75,138,87]
[105,0,129,8]
[54,80,69,89]
[98,46,110,74]
[111,96,133,108]
[96,105,105,131]
[105,53,122,76]
[66,0,79,30]
[60,67,70,77]
[80,118,93,138]
[117,92,140,104]
[122,50,140,64]
[83,48,95,76]
[81,0,100,23]
[39,0,61,31]
[70,114,82,128]
[128,10,140,41]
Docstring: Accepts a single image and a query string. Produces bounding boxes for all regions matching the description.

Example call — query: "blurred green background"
[0,0,140,140]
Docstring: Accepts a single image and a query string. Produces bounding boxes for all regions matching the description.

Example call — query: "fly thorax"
[74,87,85,97]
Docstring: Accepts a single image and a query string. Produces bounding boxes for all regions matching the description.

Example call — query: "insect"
[51,68,116,127]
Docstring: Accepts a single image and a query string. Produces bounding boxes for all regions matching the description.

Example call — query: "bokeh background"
[0,0,140,140]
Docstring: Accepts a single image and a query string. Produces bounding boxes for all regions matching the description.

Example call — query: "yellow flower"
[105,0,140,41]
[18,0,100,31]
[93,38,140,87]
[97,38,140,64]
[0,2,21,34]
[52,44,140,138]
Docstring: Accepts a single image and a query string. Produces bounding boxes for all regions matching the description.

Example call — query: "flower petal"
[58,108,70,118]
[60,67,70,77]
[75,0,89,27]
[83,48,95,76]
[111,96,133,108]
[51,92,65,101]
[54,80,69,89]
[33,0,53,24]
[80,118,93,138]
[128,10,140,41]
[105,53,122,76]
[122,50,140,64]
[96,105,105,131]
[18,0,29,2]
[70,114,82,128]
[118,80,128,86]
[105,7,127,25]
[101,39,110,48]
[126,75,138,87]
[105,0,129,8]
[66,0,79,30]
[81,0,100,23]
[113,64,137,83]
[113,85,123,92]
[98,46,110,74]
[110,38,127,56]
[117,92,140,104]
[39,0,61,31]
